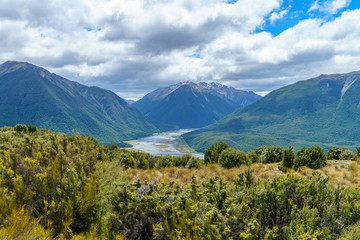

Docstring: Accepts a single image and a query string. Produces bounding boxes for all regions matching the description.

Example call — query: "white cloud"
[269,9,289,24]
[0,0,359,99]
[309,0,351,14]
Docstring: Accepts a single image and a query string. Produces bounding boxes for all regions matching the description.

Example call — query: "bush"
[281,146,295,169]
[27,125,37,134]
[204,142,228,165]
[259,146,284,163]
[248,146,268,163]
[294,146,326,170]
[154,155,177,169]
[118,153,137,169]
[327,147,345,160]
[340,149,357,161]
[186,156,201,169]
[14,124,27,133]
[356,147,360,157]
[219,148,248,168]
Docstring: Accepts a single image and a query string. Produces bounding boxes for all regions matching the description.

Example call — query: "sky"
[1,0,360,100]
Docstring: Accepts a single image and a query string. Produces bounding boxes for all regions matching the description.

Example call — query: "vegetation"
[0,61,158,145]
[1,126,360,239]
[184,72,360,153]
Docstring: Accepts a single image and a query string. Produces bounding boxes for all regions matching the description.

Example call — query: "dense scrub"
[1,126,360,239]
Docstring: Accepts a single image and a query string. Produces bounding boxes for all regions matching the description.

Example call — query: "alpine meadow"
[2,0,360,240]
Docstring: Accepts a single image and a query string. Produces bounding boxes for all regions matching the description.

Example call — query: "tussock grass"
[122,160,360,189]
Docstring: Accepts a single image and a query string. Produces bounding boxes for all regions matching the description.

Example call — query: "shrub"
[27,125,38,134]
[118,153,137,169]
[327,147,345,160]
[219,148,248,168]
[281,146,295,169]
[259,146,284,163]
[186,156,201,169]
[294,146,326,170]
[248,146,268,163]
[340,149,357,161]
[356,147,360,157]
[14,124,27,133]
[154,155,176,169]
[204,142,228,165]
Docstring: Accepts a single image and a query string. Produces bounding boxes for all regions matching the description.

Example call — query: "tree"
[259,146,283,163]
[204,142,228,165]
[219,148,248,168]
[294,146,326,170]
[281,146,295,169]
[27,125,37,134]
[14,124,27,133]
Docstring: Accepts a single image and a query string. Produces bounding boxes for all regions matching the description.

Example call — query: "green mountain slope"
[133,81,261,129]
[183,71,360,152]
[0,61,158,144]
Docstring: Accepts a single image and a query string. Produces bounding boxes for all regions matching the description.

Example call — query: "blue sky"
[262,0,360,35]
[0,0,360,99]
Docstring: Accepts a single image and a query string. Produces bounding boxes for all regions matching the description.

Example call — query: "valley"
[126,129,204,159]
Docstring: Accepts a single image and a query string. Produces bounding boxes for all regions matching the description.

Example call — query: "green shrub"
[118,153,137,169]
[154,155,176,169]
[357,147,360,157]
[14,124,27,133]
[259,146,283,163]
[281,146,295,169]
[327,147,345,160]
[294,146,326,170]
[204,142,228,165]
[27,125,38,134]
[219,148,248,168]
[340,149,357,161]
[248,146,268,163]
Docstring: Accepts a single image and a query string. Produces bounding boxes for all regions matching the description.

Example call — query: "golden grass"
[122,160,360,189]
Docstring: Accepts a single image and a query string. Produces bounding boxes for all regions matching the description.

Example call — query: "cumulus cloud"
[309,0,352,14]
[0,0,359,99]
[269,9,289,24]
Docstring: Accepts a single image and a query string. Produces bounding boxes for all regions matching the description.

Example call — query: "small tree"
[259,146,284,163]
[281,146,295,169]
[294,146,326,170]
[219,148,248,169]
[306,145,326,169]
[327,147,345,160]
[356,147,360,157]
[118,153,137,169]
[27,125,37,134]
[294,147,309,171]
[14,124,27,133]
[339,149,357,161]
[204,142,228,165]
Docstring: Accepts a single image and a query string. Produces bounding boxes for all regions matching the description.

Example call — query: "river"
[125,129,204,159]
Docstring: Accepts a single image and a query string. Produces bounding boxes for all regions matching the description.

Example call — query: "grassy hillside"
[0,61,158,145]
[184,72,360,152]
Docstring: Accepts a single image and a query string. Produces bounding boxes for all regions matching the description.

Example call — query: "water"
[127,129,204,159]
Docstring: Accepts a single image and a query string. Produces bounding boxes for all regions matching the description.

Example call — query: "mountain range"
[0,61,158,145]
[133,81,261,129]
[183,71,360,152]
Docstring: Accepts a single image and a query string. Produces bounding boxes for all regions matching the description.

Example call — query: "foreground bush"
[204,142,228,165]
[294,145,326,170]
[218,148,249,168]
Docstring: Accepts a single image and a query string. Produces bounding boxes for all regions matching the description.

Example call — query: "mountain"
[125,99,135,104]
[0,61,158,144]
[133,81,261,129]
[183,71,360,152]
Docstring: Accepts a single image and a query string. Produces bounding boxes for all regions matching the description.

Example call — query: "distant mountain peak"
[133,81,261,129]
[0,60,51,78]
